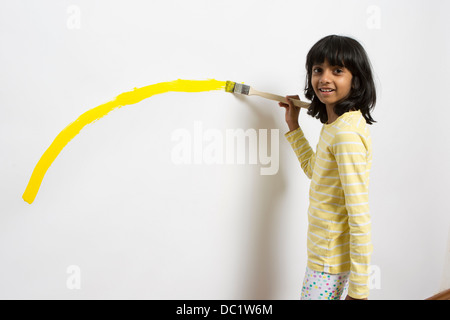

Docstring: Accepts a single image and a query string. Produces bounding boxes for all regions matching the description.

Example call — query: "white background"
[1,0,449,299]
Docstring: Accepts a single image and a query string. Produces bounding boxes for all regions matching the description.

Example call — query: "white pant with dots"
[300,267,350,300]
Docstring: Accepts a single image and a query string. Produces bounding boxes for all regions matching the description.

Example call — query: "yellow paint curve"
[23,79,227,204]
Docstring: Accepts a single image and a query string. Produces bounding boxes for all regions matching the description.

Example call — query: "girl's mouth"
[319,88,335,95]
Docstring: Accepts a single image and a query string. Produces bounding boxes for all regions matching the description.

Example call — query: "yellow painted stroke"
[23,79,227,204]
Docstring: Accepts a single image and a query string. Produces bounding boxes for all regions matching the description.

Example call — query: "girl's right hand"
[279,95,301,131]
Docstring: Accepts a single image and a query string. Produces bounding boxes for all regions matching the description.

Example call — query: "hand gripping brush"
[225,81,310,109]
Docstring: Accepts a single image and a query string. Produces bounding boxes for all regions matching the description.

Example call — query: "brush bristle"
[225,81,235,93]
[234,83,250,95]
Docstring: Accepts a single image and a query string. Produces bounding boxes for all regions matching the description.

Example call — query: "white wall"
[1,0,449,299]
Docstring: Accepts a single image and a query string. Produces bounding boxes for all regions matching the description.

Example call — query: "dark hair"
[304,35,377,125]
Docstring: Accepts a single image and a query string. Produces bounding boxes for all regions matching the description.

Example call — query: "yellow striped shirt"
[285,110,372,299]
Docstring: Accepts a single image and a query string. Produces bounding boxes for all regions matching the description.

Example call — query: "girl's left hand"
[279,95,301,131]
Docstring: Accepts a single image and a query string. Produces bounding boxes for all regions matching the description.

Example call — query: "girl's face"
[311,59,353,108]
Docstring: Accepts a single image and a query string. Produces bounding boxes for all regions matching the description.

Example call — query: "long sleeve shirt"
[285,110,373,299]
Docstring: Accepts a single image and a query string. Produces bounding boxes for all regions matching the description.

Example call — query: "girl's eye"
[313,67,321,73]
[335,68,344,74]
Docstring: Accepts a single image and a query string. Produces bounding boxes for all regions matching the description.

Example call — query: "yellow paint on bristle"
[22,79,227,204]
[225,81,236,93]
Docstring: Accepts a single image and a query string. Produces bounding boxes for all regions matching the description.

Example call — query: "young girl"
[279,35,376,300]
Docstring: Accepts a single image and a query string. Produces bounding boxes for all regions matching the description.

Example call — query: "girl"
[279,35,376,300]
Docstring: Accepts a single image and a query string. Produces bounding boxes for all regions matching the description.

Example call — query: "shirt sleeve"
[284,127,316,179]
[331,130,372,299]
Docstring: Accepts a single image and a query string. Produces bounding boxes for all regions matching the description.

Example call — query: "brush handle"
[249,87,310,109]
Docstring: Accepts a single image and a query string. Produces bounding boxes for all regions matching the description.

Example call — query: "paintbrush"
[225,81,310,109]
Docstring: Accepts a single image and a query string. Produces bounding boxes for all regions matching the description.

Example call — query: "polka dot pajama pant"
[301,267,350,300]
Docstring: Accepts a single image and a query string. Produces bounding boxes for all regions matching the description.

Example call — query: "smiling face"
[311,59,353,109]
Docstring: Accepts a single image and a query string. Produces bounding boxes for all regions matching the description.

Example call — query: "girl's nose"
[319,77,330,85]
[319,70,332,84]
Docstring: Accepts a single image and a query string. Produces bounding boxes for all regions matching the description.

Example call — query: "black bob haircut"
[304,35,377,125]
